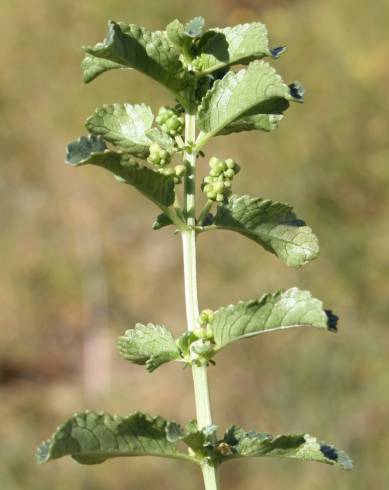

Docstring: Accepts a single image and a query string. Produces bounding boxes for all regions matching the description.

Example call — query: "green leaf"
[66,135,175,209]
[164,419,217,457]
[146,127,176,152]
[203,195,319,267]
[218,113,284,135]
[85,104,153,157]
[185,17,205,38]
[209,288,337,351]
[36,411,196,465]
[117,323,180,372]
[152,213,174,230]
[81,55,123,83]
[194,22,273,74]
[197,61,302,145]
[83,21,189,94]
[221,426,353,470]
[166,17,204,63]
[217,97,289,135]
[165,20,193,61]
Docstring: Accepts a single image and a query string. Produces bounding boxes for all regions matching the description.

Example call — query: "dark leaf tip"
[270,46,287,58]
[320,444,338,462]
[289,81,305,101]
[325,310,339,332]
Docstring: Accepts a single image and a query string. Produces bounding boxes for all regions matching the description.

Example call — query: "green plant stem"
[182,112,220,490]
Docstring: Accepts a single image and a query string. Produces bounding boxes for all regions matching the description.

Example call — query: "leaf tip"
[289,81,305,102]
[325,310,339,332]
[36,440,50,464]
[320,443,353,470]
[270,46,287,58]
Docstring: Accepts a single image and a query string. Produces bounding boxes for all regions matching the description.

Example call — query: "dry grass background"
[0,0,388,489]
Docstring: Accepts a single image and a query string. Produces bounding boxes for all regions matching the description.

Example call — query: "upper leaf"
[218,113,284,135]
[221,426,353,470]
[193,22,274,74]
[202,195,319,267]
[66,135,175,209]
[117,323,180,372]
[185,17,205,38]
[85,104,153,157]
[81,55,123,83]
[36,411,196,465]
[217,97,289,135]
[197,61,302,145]
[209,287,337,351]
[83,21,190,93]
[166,17,204,62]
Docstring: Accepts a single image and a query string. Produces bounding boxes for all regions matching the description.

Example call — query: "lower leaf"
[37,411,197,465]
[220,426,353,470]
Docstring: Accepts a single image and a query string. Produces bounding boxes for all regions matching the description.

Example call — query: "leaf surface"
[166,17,204,61]
[203,195,319,267]
[82,21,189,93]
[146,127,176,152]
[194,22,273,73]
[66,135,175,208]
[85,104,153,156]
[185,17,205,38]
[197,61,302,145]
[152,213,174,230]
[221,426,353,470]
[209,288,337,350]
[81,55,123,83]
[37,411,195,465]
[117,323,180,372]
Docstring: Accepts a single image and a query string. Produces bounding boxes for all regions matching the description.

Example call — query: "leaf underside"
[194,22,272,74]
[209,287,337,350]
[117,323,180,372]
[85,103,153,157]
[203,195,319,267]
[82,21,190,94]
[36,411,191,465]
[217,98,289,135]
[221,426,353,470]
[66,135,175,208]
[152,213,174,230]
[197,60,302,141]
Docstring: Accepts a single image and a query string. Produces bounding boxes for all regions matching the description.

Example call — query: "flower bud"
[199,308,214,326]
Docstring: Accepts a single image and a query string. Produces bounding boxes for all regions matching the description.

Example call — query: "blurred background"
[1,0,388,489]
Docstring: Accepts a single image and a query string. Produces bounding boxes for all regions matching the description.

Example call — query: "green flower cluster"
[147,142,172,167]
[159,164,186,184]
[156,106,184,137]
[194,309,214,341]
[147,143,186,184]
[202,157,240,202]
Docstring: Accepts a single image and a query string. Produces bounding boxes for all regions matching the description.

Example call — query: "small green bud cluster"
[202,157,240,203]
[147,143,172,167]
[193,309,214,341]
[156,106,184,137]
[159,164,186,184]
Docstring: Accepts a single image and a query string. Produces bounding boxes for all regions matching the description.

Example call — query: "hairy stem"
[182,112,220,490]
